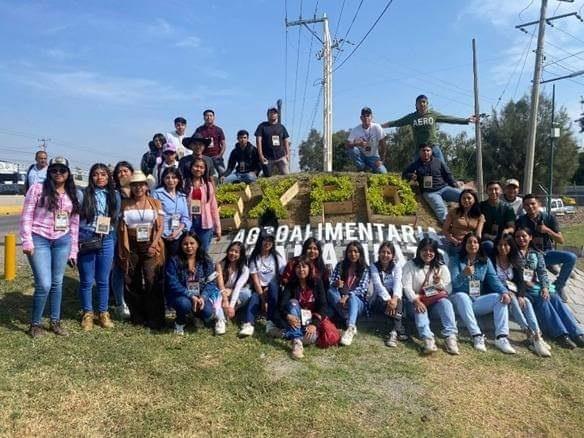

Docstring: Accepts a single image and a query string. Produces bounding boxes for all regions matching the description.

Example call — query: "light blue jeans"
[410,297,458,339]
[544,250,576,294]
[327,288,366,327]
[27,233,72,325]
[529,293,584,339]
[225,172,257,184]
[191,216,213,252]
[348,147,387,173]
[422,186,461,223]
[509,294,540,335]
[450,292,510,337]
[217,287,252,321]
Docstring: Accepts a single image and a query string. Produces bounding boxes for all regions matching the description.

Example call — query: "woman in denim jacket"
[449,232,516,354]
[514,227,584,349]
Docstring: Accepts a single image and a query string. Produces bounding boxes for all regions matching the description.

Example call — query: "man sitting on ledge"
[403,143,462,224]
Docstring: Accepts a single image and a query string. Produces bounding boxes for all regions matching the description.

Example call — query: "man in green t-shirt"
[381,95,476,163]
[479,180,516,256]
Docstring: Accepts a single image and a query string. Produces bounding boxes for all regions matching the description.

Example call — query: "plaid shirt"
[19,183,80,259]
[329,261,370,298]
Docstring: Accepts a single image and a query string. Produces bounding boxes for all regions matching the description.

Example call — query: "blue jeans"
[422,186,461,223]
[348,147,387,173]
[111,264,126,307]
[171,295,214,325]
[450,292,509,337]
[327,288,366,327]
[282,299,318,343]
[243,278,280,324]
[191,215,213,252]
[409,297,458,339]
[78,233,115,313]
[544,250,576,293]
[225,172,257,184]
[27,233,72,325]
[529,294,584,339]
[413,144,445,164]
[509,294,540,334]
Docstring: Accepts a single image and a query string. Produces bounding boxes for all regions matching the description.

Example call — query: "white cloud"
[175,36,201,48]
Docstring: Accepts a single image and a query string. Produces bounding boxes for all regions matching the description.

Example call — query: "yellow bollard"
[4,233,16,281]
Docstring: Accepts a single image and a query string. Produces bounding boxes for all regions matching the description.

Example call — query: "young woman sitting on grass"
[402,237,459,355]
[327,241,370,347]
[370,241,407,348]
[514,227,584,349]
[281,237,330,291]
[165,231,222,336]
[215,241,252,336]
[449,232,516,354]
[492,233,551,357]
[279,256,328,359]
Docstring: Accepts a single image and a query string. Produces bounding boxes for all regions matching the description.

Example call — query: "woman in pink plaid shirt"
[19,156,80,338]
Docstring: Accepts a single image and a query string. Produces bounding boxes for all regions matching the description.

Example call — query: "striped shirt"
[19,183,80,259]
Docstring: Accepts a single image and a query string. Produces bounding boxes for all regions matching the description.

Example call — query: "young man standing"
[347,107,387,174]
[222,130,261,184]
[255,107,290,176]
[381,94,475,163]
[194,109,226,176]
[516,194,576,301]
[179,135,216,181]
[501,178,523,218]
[402,144,461,223]
[166,117,189,159]
[480,181,516,255]
[25,150,48,192]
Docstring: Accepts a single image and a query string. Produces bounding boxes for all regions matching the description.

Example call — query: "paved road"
[0,215,20,239]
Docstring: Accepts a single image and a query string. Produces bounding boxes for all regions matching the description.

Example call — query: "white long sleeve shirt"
[370,263,403,301]
[223,265,250,308]
[401,261,452,302]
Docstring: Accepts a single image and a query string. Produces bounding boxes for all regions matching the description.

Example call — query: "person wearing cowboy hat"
[20,156,80,338]
[117,170,166,329]
[178,135,216,182]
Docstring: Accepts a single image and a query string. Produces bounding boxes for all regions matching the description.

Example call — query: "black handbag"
[78,235,103,255]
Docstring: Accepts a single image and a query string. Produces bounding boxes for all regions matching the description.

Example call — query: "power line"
[290,1,303,142]
[332,0,347,41]
[513,28,537,99]
[544,49,584,67]
[309,84,323,134]
[333,0,395,73]
[297,23,316,143]
[552,24,584,46]
[335,0,364,61]
[545,39,584,61]
[284,0,289,122]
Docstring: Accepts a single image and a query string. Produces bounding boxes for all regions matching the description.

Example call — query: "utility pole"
[522,0,548,195]
[286,15,335,172]
[547,84,559,212]
[472,38,484,201]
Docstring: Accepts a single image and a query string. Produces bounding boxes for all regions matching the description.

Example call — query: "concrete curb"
[0,205,21,216]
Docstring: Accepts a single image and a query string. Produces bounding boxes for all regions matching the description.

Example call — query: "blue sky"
[0,0,583,173]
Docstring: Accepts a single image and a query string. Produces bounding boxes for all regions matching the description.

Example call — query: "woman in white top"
[402,237,459,355]
[245,229,286,337]
[370,241,406,347]
[215,241,252,336]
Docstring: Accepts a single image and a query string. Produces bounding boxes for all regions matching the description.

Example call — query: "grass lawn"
[1,266,584,436]
[561,224,584,248]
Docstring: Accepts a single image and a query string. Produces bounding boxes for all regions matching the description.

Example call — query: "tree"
[572,151,584,185]
[298,129,351,171]
[481,93,579,193]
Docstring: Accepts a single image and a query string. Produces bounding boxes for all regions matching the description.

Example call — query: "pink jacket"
[189,182,221,235]
[19,183,80,259]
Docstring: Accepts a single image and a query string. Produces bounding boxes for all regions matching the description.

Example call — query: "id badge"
[136,224,150,242]
[300,309,312,326]
[170,214,181,231]
[191,200,201,216]
[187,280,200,296]
[54,211,69,231]
[95,215,111,234]
[271,135,281,147]
[505,280,518,293]
[423,176,433,189]
[469,280,481,299]
[422,285,438,297]
[523,269,534,283]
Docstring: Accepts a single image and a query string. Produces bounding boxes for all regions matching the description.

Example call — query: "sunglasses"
[50,167,68,175]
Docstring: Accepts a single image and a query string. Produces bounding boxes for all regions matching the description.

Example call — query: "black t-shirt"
[254,122,289,160]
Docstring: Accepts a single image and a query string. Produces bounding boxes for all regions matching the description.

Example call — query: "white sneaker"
[238,323,254,337]
[215,319,226,336]
[530,337,552,357]
[445,335,460,355]
[291,339,304,360]
[340,325,357,346]
[423,336,438,354]
[495,336,516,354]
[117,303,131,319]
[174,323,185,336]
[265,320,281,338]
[385,330,398,348]
[473,334,487,352]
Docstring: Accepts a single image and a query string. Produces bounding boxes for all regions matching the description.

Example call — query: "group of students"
[18,154,583,360]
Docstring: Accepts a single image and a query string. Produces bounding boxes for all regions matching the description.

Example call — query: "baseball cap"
[361,107,372,116]
[505,178,520,188]
[163,142,177,154]
[267,106,279,113]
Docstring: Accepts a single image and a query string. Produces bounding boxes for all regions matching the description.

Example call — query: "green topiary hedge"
[309,175,355,216]
[367,174,417,216]
[248,177,297,219]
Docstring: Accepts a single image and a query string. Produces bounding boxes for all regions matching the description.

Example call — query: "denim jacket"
[517,249,551,294]
[165,255,219,301]
[449,255,506,296]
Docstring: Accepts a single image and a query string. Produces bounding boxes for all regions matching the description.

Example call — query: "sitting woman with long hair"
[442,189,485,255]
[281,237,330,291]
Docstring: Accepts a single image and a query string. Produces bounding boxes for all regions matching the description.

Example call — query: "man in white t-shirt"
[166,116,190,159]
[501,178,524,218]
[347,107,387,173]
[25,150,48,192]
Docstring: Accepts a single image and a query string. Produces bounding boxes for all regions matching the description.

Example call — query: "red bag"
[419,268,449,307]
[316,317,341,348]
